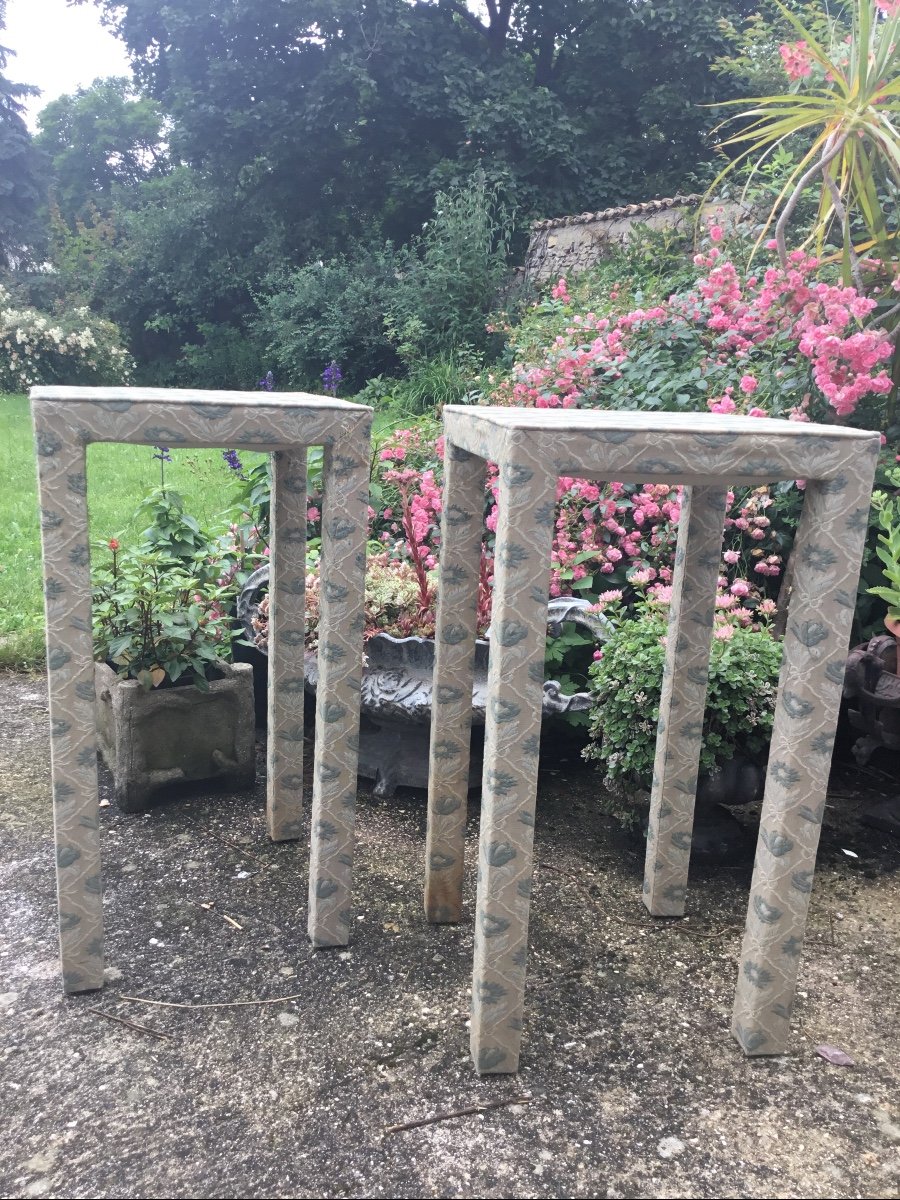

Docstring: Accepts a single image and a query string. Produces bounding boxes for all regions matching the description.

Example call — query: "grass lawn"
[0,395,401,670]
[0,394,269,669]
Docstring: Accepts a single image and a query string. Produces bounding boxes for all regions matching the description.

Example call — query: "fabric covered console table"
[31,386,372,993]
[424,406,878,1073]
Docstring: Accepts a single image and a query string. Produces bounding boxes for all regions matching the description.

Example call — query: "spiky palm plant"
[706,0,900,296]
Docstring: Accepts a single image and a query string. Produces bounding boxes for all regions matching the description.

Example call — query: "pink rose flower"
[779,40,812,81]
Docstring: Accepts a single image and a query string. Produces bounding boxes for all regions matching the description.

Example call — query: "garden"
[6,206,900,834]
[2,0,900,1196]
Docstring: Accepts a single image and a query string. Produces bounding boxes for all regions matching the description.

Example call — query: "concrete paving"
[1,673,899,1199]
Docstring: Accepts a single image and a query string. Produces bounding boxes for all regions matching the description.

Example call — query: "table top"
[31,386,371,413]
[442,405,877,442]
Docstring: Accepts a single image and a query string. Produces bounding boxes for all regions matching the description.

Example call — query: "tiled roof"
[530,195,702,231]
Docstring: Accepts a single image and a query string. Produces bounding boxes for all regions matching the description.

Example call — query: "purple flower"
[258,370,275,392]
[322,360,343,395]
[153,446,172,462]
[222,449,243,473]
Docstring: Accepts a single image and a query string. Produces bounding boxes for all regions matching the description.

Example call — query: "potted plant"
[583,590,783,854]
[92,538,255,812]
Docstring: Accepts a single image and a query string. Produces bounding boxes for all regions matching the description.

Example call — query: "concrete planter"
[95,660,256,812]
[844,633,900,763]
[237,564,612,796]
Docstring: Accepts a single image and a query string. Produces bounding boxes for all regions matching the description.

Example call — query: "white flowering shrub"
[0,286,134,392]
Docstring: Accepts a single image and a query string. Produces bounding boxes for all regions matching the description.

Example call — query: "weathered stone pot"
[842,636,900,835]
[843,634,900,764]
[684,755,766,859]
[95,660,256,812]
[695,755,765,809]
[237,565,611,796]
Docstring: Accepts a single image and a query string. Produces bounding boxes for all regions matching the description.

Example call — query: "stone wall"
[523,195,750,283]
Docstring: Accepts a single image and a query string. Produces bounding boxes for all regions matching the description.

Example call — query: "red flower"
[108,538,120,551]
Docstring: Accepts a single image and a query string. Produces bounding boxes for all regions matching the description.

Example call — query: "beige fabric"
[31,387,371,990]
[427,406,878,1073]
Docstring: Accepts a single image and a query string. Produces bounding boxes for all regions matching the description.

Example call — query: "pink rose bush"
[295,236,898,647]
[487,246,892,424]
[335,422,785,638]
[779,40,813,81]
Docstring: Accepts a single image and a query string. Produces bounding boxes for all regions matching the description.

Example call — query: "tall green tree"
[85,0,753,250]
[0,0,44,267]
[58,0,757,382]
[36,76,170,224]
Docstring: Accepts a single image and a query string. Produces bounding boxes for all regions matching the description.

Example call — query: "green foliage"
[231,459,272,545]
[93,0,747,247]
[0,6,44,268]
[107,168,279,378]
[713,2,847,95]
[137,488,218,573]
[35,166,278,385]
[257,242,409,391]
[258,175,511,393]
[0,396,270,670]
[388,348,482,414]
[35,77,169,225]
[712,142,824,250]
[855,449,900,636]
[353,374,401,410]
[543,622,597,730]
[43,203,120,309]
[175,323,268,391]
[91,476,270,690]
[43,0,750,386]
[389,175,514,359]
[584,607,783,799]
[867,466,900,620]
[0,0,757,383]
[91,541,236,691]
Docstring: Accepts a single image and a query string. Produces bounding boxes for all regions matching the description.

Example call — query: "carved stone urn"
[237,564,611,796]
[843,633,900,764]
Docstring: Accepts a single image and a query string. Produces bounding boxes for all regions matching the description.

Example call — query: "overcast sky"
[5,0,130,127]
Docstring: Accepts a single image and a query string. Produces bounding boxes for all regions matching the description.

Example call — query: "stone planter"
[843,634,900,763]
[841,636,900,836]
[95,660,256,812]
[237,564,611,796]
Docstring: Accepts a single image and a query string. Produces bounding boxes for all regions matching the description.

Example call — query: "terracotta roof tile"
[531,195,702,231]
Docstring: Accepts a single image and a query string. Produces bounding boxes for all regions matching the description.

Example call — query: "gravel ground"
[1,672,899,1200]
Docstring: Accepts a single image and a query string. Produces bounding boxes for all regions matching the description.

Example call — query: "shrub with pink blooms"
[487,245,894,426]
[365,421,785,631]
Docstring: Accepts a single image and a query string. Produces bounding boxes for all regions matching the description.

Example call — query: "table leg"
[425,443,485,923]
[469,447,556,1074]
[643,485,728,917]
[307,443,368,946]
[267,449,307,841]
[732,472,875,1054]
[33,423,103,993]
